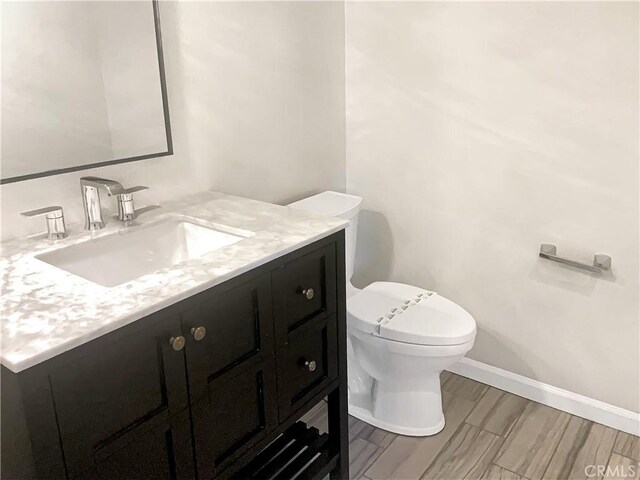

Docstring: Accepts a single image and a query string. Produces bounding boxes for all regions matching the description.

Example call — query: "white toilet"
[288,191,477,436]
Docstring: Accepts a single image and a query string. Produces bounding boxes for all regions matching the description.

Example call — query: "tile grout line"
[488,463,535,480]
[461,383,488,424]
[416,419,470,479]
[600,438,640,477]
[539,412,583,480]
[423,378,500,480]
[461,432,504,480]
[612,431,640,461]
[350,437,385,480]
[603,445,615,478]
[503,395,531,439]
[462,381,528,448]
[416,384,497,480]
[465,387,530,439]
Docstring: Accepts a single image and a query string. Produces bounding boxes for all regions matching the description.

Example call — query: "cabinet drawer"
[276,315,338,419]
[272,243,337,341]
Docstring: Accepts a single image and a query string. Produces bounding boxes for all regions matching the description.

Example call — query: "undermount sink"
[36,218,252,287]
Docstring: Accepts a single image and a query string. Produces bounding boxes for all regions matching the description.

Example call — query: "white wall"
[174,1,346,204]
[345,1,639,412]
[1,1,346,240]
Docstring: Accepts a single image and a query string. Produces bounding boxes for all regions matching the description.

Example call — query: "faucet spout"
[80,177,125,230]
[80,177,125,196]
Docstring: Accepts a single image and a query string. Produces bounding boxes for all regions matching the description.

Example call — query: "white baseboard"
[447,357,640,436]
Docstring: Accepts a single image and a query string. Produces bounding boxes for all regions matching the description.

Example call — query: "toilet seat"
[347,282,476,346]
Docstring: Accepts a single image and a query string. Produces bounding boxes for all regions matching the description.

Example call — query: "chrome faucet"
[80,177,150,230]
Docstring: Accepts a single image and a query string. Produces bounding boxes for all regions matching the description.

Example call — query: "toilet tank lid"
[288,191,363,220]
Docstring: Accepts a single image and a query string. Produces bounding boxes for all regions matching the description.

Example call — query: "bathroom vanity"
[1,192,349,480]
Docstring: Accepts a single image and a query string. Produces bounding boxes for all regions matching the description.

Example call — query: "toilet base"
[347,331,475,437]
[349,403,446,436]
[347,370,447,437]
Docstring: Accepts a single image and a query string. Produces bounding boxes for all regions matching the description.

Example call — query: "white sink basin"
[37,219,251,287]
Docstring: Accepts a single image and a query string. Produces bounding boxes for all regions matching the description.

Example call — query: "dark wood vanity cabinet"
[1,231,348,480]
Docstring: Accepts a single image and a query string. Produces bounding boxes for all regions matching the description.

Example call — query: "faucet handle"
[21,205,63,218]
[120,185,148,195]
[115,186,151,222]
[21,206,67,240]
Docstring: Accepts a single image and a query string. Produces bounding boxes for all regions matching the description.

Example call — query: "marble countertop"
[0,191,347,373]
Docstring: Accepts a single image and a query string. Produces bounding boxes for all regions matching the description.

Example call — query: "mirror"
[1,0,171,184]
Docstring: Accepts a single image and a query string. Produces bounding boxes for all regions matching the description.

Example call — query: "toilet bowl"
[347,281,475,435]
[288,191,477,436]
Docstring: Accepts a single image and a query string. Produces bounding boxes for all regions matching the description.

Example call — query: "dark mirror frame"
[1,0,172,185]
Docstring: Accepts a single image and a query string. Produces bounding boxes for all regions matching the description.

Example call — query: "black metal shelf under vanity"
[231,422,337,480]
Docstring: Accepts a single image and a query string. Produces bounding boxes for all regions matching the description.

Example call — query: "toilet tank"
[288,191,363,283]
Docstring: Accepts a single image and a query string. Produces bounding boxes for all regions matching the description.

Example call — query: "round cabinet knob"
[304,360,317,372]
[191,326,207,341]
[301,288,315,300]
[169,336,186,351]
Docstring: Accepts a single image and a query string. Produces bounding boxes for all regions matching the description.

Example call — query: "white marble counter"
[0,191,347,372]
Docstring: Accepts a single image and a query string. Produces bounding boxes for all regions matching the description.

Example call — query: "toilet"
[288,191,477,436]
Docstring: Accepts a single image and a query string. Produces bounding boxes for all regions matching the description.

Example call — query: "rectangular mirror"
[1,0,172,184]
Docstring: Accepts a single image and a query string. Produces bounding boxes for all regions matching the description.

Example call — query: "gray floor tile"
[604,454,640,480]
[350,417,398,449]
[614,431,640,461]
[494,402,571,480]
[350,438,384,479]
[365,391,475,480]
[442,374,489,402]
[420,423,503,479]
[543,417,617,480]
[466,387,529,437]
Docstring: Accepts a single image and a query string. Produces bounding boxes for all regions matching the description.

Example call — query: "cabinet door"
[181,274,278,477]
[75,410,193,480]
[47,310,192,479]
[272,243,337,344]
[191,357,278,479]
[181,274,275,402]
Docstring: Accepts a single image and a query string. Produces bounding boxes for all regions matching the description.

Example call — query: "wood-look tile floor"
[302,373,639,480]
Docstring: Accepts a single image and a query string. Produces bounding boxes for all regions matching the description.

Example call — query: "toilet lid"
[347,282,476,346]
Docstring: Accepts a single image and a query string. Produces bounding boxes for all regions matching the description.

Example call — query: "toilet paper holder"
[539,244,611,274]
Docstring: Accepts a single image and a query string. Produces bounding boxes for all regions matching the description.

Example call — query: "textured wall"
[174,1,346,205]
[345,1,639,411]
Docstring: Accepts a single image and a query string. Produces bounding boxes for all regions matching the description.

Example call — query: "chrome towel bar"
[539,244,611,274]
